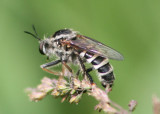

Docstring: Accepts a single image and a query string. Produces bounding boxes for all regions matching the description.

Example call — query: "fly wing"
[69,35,124,60]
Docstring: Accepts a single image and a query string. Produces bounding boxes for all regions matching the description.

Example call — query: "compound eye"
[39,42,45,55]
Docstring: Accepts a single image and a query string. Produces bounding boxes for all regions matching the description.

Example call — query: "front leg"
[41,59,62,76]
[62,61,73,74]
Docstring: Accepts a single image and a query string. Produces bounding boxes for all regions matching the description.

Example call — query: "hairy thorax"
[44,38,78,64]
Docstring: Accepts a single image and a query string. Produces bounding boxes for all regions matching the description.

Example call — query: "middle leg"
[77,54,94,84]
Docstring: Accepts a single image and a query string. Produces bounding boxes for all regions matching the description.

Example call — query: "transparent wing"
[70,35,124,60]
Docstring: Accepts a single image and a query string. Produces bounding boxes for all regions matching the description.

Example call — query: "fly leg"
[77,54,94,84]
[41,60,74,86]
[86,67,94,84]
[62,61,74,88]
[76,69,80,78]
[62,61,73,74]
[40,59,62,76]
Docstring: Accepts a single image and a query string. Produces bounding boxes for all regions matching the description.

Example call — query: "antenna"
[24,25,41,41]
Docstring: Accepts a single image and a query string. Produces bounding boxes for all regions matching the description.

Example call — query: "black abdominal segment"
[101,72,114,81]
[101,72,114,87]
[98,63,110,73]
[91,56,105,65]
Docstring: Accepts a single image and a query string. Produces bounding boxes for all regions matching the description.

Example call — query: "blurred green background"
[0,0,160,114]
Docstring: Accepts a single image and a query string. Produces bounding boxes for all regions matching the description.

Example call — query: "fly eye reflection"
[39,42,45,55]
[39,42,50,55]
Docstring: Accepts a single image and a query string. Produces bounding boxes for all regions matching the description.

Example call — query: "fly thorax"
[48,38,66,60]
[53,29,77,40]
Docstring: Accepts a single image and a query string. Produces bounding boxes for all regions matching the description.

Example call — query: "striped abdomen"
[80,51,115,88]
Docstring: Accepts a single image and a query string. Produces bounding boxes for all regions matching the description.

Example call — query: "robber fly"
[25,25,123,88]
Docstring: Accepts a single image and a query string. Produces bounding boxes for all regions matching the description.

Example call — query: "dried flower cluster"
[26,75,137,113]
